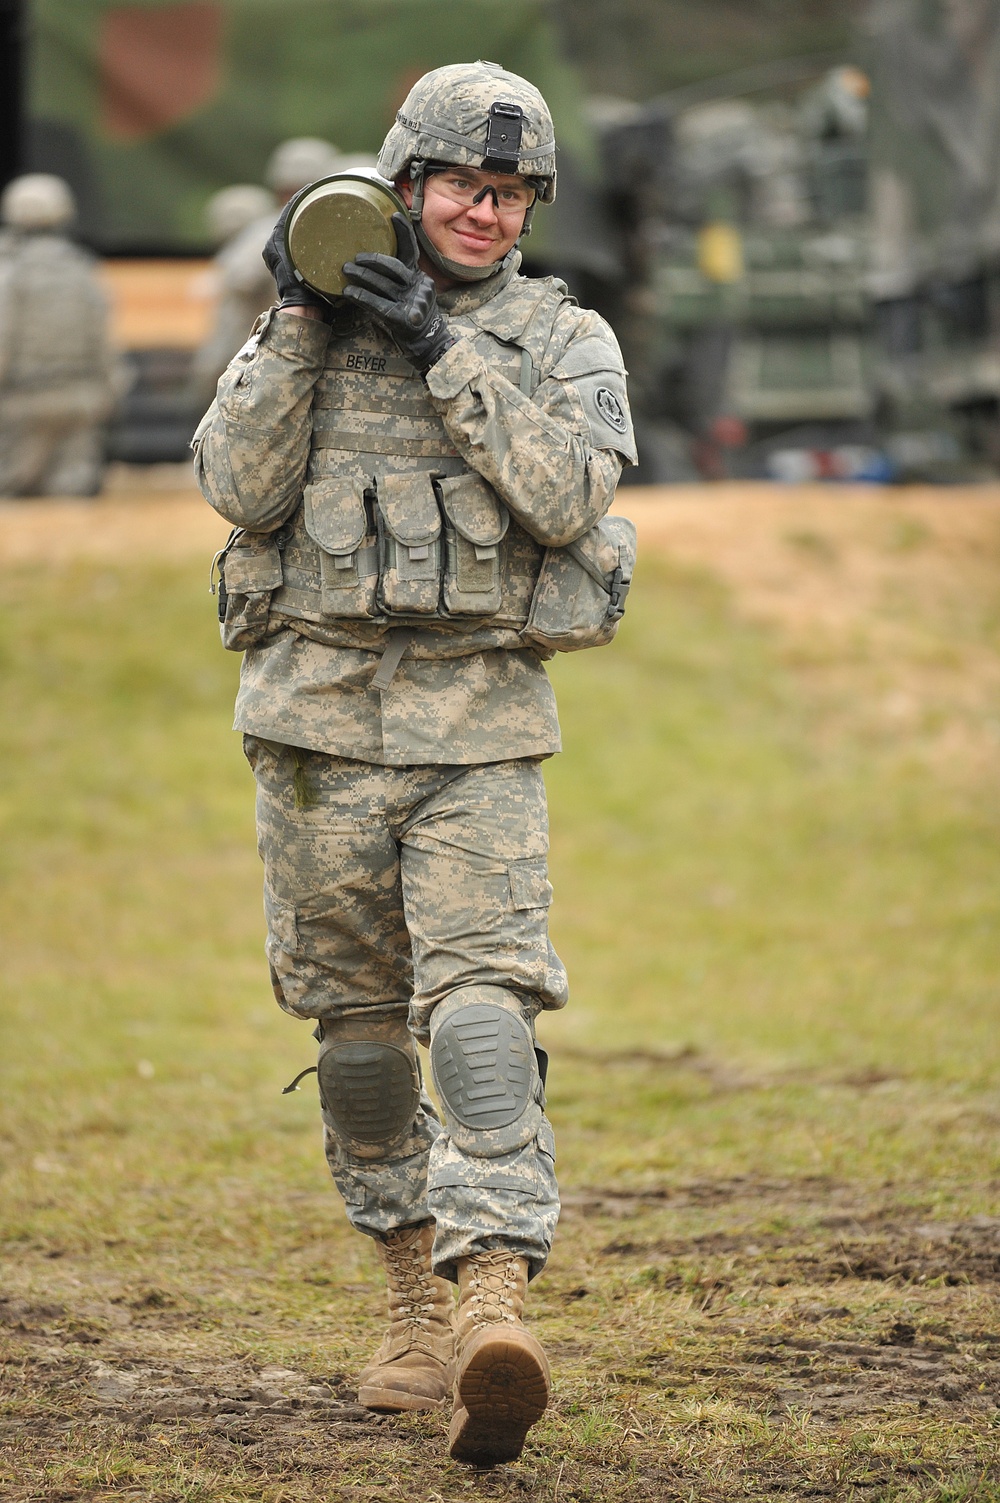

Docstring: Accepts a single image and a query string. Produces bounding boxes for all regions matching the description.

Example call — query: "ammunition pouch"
[522,514,636,653]
[303,476,379,618]
[214,528,283,651]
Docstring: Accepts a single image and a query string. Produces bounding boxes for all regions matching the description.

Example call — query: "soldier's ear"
[395,180,414,208]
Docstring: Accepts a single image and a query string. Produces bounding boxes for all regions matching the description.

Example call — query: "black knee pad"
[429,987,542,1156]
[317,1011,420,1159]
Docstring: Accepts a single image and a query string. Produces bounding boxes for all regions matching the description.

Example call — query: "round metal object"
[285,170,407,299]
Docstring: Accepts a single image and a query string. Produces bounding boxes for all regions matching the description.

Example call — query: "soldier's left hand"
[342,213,456,372]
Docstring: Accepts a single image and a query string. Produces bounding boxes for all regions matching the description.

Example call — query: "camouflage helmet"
[0,173,75,230]
[378,61,557,204]
[267,137,344,195]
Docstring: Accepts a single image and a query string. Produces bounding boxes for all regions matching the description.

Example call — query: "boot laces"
[467,1252,520,1325]
[384,1232,438,1328]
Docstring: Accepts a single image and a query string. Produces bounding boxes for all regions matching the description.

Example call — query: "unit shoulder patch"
[594,385,627,434]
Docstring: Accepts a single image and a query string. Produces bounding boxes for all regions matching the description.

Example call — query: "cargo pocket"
[522,514,636,653]
[376,471,442,616]
[437,472,510,615]
[508,857,553,913]
[303,476,379,618]
[217,529,283,651]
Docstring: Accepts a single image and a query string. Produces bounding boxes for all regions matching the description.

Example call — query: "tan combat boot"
[449,1251,550,1466]
[357,1224,455,1412]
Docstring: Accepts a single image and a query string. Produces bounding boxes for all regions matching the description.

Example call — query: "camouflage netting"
[26,0,594,255]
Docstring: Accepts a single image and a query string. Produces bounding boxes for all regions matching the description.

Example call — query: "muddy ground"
[3,1175,1000,1500]
[2,478,999,1500]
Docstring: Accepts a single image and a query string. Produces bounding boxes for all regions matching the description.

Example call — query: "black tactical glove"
[342,213,456,372]
[262,200,331,316]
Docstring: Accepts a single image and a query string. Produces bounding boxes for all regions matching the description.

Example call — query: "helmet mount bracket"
[481,100,524,174]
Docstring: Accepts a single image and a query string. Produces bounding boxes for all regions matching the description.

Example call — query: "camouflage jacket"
[0,232,116,416]
[194,254,635,763]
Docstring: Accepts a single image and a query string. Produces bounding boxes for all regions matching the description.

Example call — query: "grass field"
[2,483,1000,1502]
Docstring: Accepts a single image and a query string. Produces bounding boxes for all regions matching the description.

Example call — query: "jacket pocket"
[438,472,510,615]
[303,476,379,618]
[376,471,442,616]
[217,529,283,651]
[522,514,636,653]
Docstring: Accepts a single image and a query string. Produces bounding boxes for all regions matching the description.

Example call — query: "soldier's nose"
[468,195,499,226]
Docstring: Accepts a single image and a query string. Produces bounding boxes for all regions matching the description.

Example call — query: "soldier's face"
[397,168,527,271]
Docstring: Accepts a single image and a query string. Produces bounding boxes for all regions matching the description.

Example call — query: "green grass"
[1,542,999,1501]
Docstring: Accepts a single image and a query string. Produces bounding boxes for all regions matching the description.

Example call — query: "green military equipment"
[285,171,406,300]
[25,0,595,260]
[864,0,1000,460]
[652,225,872,426]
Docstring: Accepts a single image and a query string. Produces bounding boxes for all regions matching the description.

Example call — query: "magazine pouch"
[523,514,636,652]
[376,471,442,615]
[303,475,379,618]
[438,471,510,615]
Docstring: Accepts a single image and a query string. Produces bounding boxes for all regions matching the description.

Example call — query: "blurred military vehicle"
[595,59,881,481]
[865,0,1000,472]
[597,2,1000,481]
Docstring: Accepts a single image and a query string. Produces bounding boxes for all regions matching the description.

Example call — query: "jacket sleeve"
[192,309,330,531]
[424,303,637,548]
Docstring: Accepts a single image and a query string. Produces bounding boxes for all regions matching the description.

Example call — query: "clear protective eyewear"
[425,167,537,216]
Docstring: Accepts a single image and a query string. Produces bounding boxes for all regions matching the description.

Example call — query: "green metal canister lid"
[285,170,407,299]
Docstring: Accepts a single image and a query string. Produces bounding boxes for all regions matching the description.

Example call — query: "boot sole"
[449,1332,549,1467]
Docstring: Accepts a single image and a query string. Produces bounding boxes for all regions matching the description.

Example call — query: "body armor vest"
[217,274,634,659]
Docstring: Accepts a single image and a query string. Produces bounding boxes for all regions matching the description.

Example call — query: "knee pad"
[317,1010,420,1160]
[429,986,542,1157]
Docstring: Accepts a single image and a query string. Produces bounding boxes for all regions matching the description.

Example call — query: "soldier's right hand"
[263,200,330,316]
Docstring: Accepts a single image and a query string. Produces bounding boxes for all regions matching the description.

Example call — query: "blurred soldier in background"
[0,174,118,497]
[189,184,278,406]
[190,138,344,403]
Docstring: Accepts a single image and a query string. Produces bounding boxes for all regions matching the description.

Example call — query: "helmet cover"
[378,61,556,203]
[1,173,75,230]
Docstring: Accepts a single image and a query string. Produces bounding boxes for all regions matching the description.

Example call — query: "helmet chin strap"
[408,160,527,284]
[414,222,508,282]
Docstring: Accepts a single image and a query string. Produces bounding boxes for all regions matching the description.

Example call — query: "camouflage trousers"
[0,407,104,498]
[245,736,569,1280]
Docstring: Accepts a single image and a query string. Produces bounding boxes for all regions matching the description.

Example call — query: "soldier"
[189,184,279,407]
[0,174,118,497]
[191,139,344,403]
[194,62,636,1466]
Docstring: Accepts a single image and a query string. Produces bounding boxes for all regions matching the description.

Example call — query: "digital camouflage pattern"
[0,230,117,496]
[247,736,564,1276]
[378,60,558,202]
[195,196,633,1280]
[234,636,561,765]
[193,255,634,761]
